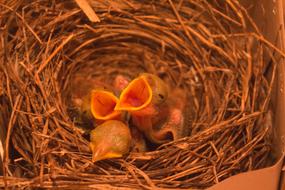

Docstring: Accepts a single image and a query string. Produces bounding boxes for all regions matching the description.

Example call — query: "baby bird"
[113,74,148,152]
[70,75,116,127]
[89,120,132,162]
[115,73,187,144]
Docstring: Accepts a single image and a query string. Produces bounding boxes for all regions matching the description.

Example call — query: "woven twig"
[0,0,283,189]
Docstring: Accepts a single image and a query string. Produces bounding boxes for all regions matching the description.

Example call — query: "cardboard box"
[208,0,285,189]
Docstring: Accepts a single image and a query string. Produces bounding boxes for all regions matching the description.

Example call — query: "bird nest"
[0,0,284,189]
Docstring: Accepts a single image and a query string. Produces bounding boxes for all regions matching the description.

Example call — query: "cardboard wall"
[240,0,285,160]
[209,0,285,189]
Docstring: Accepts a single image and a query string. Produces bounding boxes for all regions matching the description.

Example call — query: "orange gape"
[115,76,153,112]
[90,90,122,123]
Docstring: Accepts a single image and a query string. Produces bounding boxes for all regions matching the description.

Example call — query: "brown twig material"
[0,0,283,189]
[74,0,100,23]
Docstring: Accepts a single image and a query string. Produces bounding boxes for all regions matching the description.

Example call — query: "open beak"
[90,90,121,121]
[114,76,153,112]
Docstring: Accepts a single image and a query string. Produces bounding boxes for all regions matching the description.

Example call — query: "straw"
[0,0,283,189]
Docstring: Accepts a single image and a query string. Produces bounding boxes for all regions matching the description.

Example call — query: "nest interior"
[0,0,284,189]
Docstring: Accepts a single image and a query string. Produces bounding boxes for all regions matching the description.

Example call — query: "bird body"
[131,90,186,144]
[148,88,187,144]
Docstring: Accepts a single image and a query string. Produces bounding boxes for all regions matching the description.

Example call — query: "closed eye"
[158,94,164,99]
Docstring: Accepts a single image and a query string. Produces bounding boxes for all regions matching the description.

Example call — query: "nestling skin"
[89,120,132,162]
[113,75,130,94]
[131,89,187,144]
[114,73,187,144]
[148,88,187,144]
[130,125,147,152]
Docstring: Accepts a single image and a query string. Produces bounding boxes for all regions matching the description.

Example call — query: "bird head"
[114,73,168,116]
[114,75,153,113]
[140,73,169,105]
[89,120,132,162]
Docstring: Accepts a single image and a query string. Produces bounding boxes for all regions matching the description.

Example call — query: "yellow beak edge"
[115,76,152,112]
